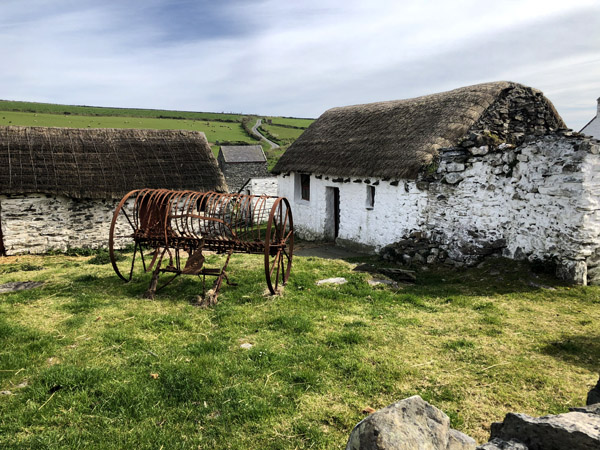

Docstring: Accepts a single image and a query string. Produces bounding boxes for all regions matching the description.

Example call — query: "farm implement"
[108,189,293,304]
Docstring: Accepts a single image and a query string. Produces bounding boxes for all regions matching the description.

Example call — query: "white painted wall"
[581,99,600,140]
[278,173,428,249]
[278,134,600,283]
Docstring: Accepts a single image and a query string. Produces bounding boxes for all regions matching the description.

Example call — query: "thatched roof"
[219,145,266,163]
[272,81,566,179]
[0,126,228,199]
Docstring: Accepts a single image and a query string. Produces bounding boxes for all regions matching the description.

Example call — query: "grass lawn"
[0,252,598,449]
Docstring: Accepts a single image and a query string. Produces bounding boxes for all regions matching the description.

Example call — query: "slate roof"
[219,145,266,163]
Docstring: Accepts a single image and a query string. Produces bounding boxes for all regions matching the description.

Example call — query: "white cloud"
[0,0,599,128]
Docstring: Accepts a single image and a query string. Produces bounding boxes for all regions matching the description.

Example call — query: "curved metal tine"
[196,192,210,238]
[119,191,140,232]
[223,193,237,238]
[181,191,196,240]
[141,188,163,235]
[171,190,189,239]
[188,191,203,241]
[204,192,217,237]
[154,189,173,244]
[230,193,241,237]
[238,194,253,240]
[148,189,169,246]
[280,202,290,241]
[252,195,266,241]
[216,193,228,239]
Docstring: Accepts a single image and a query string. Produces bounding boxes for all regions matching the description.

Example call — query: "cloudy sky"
[1,0,599,129]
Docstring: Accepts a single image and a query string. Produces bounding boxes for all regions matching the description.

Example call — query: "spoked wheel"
[265,197,294,294]
[109,190,153,282]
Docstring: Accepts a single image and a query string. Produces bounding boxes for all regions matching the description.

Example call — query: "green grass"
[0,100,249,123]
[259,124,305,146]
[0,111,258,145]
[268,117,314,128]
[0,254,598,448]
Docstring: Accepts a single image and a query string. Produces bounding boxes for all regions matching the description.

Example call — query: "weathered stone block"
[490,411,600,450]
[346,396,476,450]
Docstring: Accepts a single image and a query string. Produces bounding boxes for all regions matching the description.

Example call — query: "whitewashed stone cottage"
[217,144,270,193]
[0,126,228,255]
[272,81,600,284]
[581,97,600,139]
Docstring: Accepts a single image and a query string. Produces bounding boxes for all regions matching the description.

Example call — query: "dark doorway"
[325,187,340,240]
[0,202,5,256]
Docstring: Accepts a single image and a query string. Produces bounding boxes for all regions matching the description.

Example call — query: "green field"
[259,123,306,145]
[0,100,247,123]
[0,101,314,164]
[269,117,314,128]
[0,111,257,146]
[0,252,598,449]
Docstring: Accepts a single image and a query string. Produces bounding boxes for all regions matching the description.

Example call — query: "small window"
[366,185,375,209]
[301,174,310,201]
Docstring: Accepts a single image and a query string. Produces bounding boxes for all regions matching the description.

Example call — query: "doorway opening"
[0,202,5,256]
[325,187,340,241]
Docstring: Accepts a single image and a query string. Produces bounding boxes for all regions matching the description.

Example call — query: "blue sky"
[1,0,599,129]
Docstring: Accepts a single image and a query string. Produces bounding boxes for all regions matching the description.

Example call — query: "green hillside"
[0,100,314,163]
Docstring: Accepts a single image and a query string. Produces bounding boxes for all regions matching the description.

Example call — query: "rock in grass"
[587,377,600,406]
[476,438,529,449]
[368,279,399,288]
[0,281,44,294]
[490,411,600,450]
[345,395,476,450]
[316,277,347,286]
[569,404,600,416]
[240,343,253,350]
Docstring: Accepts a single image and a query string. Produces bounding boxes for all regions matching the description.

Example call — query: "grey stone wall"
[220,160,270,193]
[393,131,600,285]
[0,194,129,255]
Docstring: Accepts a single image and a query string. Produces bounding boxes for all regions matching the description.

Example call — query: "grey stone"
[316,277,347,286]
[368,279,399,288]
[0,281,44,294]
[587,377,600,406]
[556,260,587,285]
[446,163,466,173]
[444,173,464,184]
[569,404,600,415]
[476,438,529,449]
[490,411,600,450]
[469,145,489,156]
[345,395,476,450]
[448,429,477,450]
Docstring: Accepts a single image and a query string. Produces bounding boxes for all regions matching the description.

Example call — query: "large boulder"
[490,411,600,450]
[345,395,476,450]
[587,377,600,406]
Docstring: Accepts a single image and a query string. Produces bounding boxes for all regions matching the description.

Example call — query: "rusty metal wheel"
[265,197,293,294]
[108,189,150,282]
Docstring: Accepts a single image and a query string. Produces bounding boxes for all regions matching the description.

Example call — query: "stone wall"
[278,132,600,284]
[423,132,600,284]
[0,194,130,255]
[218,157,270,193]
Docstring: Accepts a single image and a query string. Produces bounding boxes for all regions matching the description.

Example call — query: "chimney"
[597,97,600,116]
